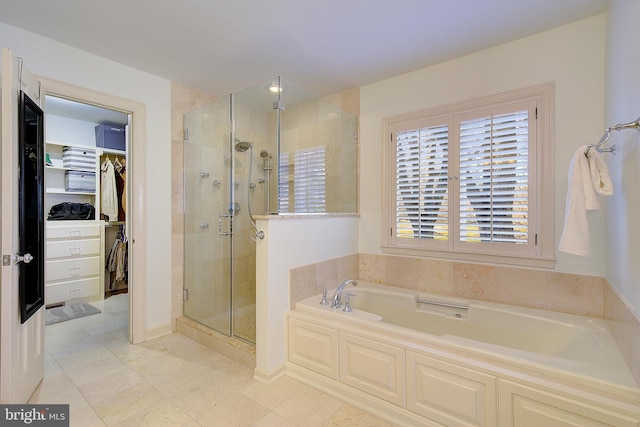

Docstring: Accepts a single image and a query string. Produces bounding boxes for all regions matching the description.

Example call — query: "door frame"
[39,77,147,344]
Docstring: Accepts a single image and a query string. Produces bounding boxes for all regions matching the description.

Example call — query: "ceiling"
[0,0,608,98]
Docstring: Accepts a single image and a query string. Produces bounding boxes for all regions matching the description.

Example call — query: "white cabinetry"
[339,333,405,406]
[286,311,640,427]
[407,351,497,427]
[45,220,104,304]
[499,380,639,427]
[287,318,338,380]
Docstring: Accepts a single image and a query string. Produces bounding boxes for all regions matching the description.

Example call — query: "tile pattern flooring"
[30,294,397,426]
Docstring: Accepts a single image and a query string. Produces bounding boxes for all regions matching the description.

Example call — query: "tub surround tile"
[294,254,608,320]
[317,258,340,290]
[384,256,420,289]
[289,254,360,309]
[546,273,604,317]
[337,253,360,285]
[416,258,454,295]
[358,253,385,283]
[289,263,317,309]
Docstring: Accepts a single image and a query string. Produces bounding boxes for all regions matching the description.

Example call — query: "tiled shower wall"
[289,253,640,385]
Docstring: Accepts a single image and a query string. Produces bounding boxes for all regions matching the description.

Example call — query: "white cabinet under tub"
[45,220,104,304]
[286,311,640,427]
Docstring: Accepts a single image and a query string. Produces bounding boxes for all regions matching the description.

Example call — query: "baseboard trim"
[253,364,286,385]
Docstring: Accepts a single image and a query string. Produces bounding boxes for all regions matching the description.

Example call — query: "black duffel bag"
[47,202,95,220]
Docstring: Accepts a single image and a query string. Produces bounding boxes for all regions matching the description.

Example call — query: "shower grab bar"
[584,116,640,157]
[416,298,468,311]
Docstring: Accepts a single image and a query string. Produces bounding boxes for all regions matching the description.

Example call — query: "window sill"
[381,244,555,269]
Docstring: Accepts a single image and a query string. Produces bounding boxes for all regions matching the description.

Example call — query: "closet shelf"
[46,188,95,195]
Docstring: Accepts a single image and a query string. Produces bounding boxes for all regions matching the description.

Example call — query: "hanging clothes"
[101,156,119,222]
[106,225,128,289]
[113,157,126,221]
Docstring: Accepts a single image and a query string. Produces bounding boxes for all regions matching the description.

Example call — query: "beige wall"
[359,14,607,277]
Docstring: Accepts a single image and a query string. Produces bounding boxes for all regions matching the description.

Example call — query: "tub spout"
[332,279,357,309]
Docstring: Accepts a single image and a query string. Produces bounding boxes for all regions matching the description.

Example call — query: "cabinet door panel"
[339,332,405,406]
[499,380,639,427]
[407,351,497,427]
[288,318,338,379]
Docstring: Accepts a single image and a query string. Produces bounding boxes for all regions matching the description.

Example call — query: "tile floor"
[30,294,397,426]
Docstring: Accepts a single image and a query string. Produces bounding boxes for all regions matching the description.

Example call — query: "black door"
[18,90,45,323]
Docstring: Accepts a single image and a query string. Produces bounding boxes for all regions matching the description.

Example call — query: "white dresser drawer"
[46,277,100,304]
[46,256,101,282]
[46,238,101,259]
[47,222,101,239]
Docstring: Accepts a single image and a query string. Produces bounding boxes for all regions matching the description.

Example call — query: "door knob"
[13,253,33,264]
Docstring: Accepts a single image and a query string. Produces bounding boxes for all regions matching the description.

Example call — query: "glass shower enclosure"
[182,77,358,344]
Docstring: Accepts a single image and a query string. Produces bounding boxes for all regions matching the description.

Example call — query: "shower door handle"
[218,212,232,237]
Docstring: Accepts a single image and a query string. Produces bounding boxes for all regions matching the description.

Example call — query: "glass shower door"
[183,97,231,336]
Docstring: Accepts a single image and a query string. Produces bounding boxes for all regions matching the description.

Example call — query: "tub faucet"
[332,279,357,309]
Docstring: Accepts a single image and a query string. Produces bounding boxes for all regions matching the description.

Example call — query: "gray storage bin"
[62,146,96,170]
[65,170,96,193]
[95,124,126,151]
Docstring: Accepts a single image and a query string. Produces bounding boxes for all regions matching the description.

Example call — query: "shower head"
[260,150,269,158]
[234,140,252,152]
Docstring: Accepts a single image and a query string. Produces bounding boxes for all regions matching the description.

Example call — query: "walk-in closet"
[44,96,130,311]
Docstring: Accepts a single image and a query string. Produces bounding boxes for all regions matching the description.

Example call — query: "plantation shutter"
[458,109,529,244]
[293,146,326,213]
[395,124,449,240]
[278,152,290,212]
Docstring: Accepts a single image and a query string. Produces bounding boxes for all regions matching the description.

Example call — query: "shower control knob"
[200,223,209,229]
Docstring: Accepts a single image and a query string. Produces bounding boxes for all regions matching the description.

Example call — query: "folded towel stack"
[558,146,613,257]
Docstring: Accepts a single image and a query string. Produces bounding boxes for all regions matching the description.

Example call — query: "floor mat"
[45,303,101,326]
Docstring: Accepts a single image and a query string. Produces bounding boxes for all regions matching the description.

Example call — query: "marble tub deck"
[30,294,395,426]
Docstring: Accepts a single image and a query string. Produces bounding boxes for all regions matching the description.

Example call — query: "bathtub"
[287,281,640,426]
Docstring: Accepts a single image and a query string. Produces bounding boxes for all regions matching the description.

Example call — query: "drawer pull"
[69,247,81,255]
[69,231,81,237]
[69,267,81,276]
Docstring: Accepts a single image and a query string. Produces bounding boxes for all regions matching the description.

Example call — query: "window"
[384,84,554,267]
[278,146,327,213]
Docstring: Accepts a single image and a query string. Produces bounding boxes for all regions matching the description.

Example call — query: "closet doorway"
[40,78,146,344]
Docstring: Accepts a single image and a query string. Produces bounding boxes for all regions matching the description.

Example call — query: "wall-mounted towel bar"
[584,116,640,157]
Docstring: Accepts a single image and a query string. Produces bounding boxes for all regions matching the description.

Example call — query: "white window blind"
[278,147,326,213]
[459,110,529,244]
[294,146,326,213]
[384,83,555,268]
[278,152,290,212]
[395,124,449,240]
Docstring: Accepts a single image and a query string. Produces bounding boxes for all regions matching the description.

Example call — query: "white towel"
[558,146,613,256]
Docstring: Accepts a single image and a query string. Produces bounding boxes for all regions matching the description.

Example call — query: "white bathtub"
[294,281,637,389]
[288,281,640,426]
